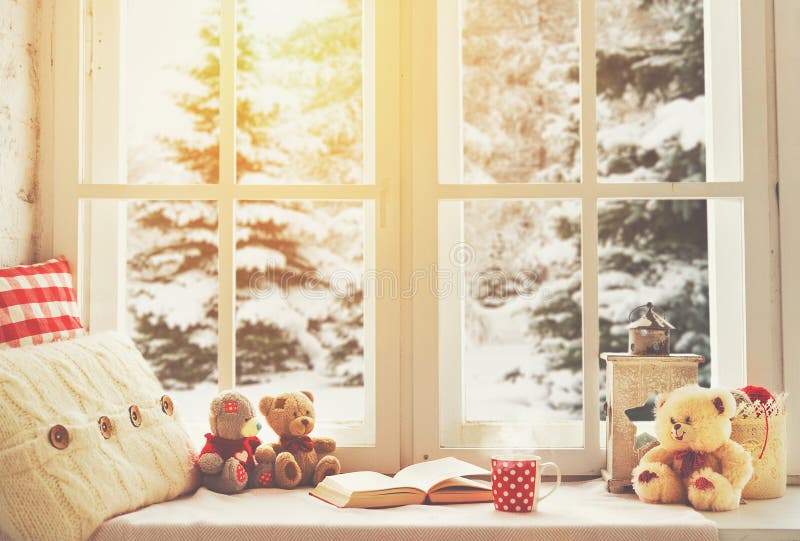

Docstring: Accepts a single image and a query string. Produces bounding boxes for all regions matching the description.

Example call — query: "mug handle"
[538,462,561,501]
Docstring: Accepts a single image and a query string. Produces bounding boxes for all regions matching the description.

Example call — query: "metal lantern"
[627,302,674,355]
[601,303,703,493]
[601,351,704,493]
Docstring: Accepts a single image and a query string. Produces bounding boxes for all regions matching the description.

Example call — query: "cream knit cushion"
[0,332,199,541]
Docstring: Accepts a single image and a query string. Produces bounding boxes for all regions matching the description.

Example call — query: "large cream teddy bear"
[258,390,341,488]
[632,384,753,511]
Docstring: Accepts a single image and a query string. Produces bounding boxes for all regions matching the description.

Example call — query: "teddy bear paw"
[687,469,740,511]
[197,452,224,475]
[637,470,658,484]
[275,451,303,488]
[255,445,276,465]
[314,455,341,485]
[248,462,274,488]
[632,462,685,504]
[223,457,248,489]
[204,457,248,494]
[258,471,273,486]
[693,477,714,491]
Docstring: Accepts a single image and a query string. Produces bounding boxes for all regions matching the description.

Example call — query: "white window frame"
[775,0,800,481]
[52,0,402,474]
[51,0,790,477]
[409,0,783,475]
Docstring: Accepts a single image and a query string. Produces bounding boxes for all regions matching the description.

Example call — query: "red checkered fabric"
[0,256,85,349]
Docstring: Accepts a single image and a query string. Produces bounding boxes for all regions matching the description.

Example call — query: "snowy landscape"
[121,0,713,438]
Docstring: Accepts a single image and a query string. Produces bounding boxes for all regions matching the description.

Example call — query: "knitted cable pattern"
[0,332,199,541]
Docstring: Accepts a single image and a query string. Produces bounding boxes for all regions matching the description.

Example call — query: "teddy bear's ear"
[711,389,736,417]
[210,395,224,415]
[300,390,314,403]
[259,396,274,416]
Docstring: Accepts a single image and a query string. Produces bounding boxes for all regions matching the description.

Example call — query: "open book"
[310,457,492,508]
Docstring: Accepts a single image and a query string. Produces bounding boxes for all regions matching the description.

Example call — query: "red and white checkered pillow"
[0,256,85,348]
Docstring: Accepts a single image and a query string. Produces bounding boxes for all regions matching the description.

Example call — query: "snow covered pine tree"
[128,0,366,396]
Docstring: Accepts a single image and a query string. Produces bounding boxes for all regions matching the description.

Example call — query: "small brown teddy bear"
[258,390,341,488]
[632,384,753,511]
[197,390,276,494]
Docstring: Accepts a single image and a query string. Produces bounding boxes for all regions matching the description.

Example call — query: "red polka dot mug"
[491,455,561,512]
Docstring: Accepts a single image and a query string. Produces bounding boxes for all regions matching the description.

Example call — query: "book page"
[324,471,410,494]
[430,476,492,492]
[393,457,489,493]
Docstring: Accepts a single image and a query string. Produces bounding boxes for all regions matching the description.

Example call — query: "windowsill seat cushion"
[89,480,726,541]
[87,480,800,541]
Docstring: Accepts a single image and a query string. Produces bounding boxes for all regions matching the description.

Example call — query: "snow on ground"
[168,343,580,443]
[169,370,365,442]
[462,286,583,423]
[464,344,579,422]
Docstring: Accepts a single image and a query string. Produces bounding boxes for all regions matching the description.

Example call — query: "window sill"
[702,485,800,541]
[85,480,800,541]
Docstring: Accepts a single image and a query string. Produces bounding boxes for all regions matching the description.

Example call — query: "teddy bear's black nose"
[301,418,309,426]
[673,423,682,431]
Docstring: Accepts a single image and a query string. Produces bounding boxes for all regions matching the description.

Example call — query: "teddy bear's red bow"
[674,449,706,477]
[280,435,314,453]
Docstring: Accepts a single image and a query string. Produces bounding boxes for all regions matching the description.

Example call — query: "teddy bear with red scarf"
[258,390,341,488]
[632,384,753,511]
[197,391,276,494]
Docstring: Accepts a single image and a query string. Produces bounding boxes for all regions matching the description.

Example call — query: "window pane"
[439,200,583,448]
[235,200,371,442]
[453,0,580,184]
[596,0,742,182]
[126,201,219,429]
[239,0,367,184]
[597,199,737,424]
[124,0,218,184]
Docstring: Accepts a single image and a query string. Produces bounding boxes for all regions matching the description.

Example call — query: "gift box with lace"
[731,386,788,499]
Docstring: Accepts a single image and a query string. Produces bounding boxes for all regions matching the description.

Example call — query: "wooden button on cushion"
[98,416,113,439]
[49,425,70,449]
[160,395,174,416]
[129,405,142,427]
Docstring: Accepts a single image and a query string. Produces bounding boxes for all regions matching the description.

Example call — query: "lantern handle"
[628,302,656,323]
